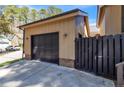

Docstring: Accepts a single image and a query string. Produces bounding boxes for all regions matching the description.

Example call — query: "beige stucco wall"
[99,5,122,36]
[105,6,121,35]
[24,17,76,60]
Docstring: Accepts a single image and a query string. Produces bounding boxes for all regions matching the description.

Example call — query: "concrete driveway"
[0,60,115,87]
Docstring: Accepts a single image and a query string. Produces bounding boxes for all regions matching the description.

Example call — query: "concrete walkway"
[0,51,22,64]
[0,60,115,87]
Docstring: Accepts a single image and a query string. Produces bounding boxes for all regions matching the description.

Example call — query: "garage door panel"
[31,32,59,64]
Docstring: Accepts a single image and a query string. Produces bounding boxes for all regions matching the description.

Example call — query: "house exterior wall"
[98,5,122,36]
[24,17,76,67]
[105,6,121,35]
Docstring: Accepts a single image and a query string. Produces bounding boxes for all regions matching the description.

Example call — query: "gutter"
[22,29,25,59]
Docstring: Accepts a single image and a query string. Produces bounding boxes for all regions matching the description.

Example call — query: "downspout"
[22,29,25,59]
[18,27,25,59]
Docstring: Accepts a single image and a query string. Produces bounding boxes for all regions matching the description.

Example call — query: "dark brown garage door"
[31,32,59,64]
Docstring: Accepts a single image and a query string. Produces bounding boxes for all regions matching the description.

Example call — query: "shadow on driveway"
[0,60,115,87]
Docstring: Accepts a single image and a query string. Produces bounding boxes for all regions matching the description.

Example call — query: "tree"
[4,5,18,24]
[39,8,47,19]
[0,15,12,35]
[3,5,20,36]
[19,6,29,24]
[38,6,63,19]
[0,5,63,36]
[47,6,63,16]
[30,9,37,22]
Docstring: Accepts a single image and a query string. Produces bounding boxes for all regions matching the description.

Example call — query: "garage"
[31,32,59,64]
[19,9,90,68]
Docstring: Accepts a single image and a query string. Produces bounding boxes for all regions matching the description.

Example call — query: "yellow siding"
[24,17,76,60]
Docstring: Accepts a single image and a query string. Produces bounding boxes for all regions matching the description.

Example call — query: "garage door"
[31,32,59,64]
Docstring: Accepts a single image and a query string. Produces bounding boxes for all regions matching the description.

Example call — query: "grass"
[0,58,22,67]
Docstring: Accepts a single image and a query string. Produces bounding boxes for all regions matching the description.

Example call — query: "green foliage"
[4,5,18,23]
[0,5,63,36]
[39,8,47,18]
[47,5,63,16]
[30,9,38,22]
[0,15,12,35]
[22,7,29,23]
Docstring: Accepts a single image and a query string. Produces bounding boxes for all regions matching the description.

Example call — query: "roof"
[18,9,88,29]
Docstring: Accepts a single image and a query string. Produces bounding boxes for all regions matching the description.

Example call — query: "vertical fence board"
[121,35,124,80]
[75,38,78,68]
[103,36,108,76]
[84,38,86,69]
[114,35,121,64]
[87,38,89,70]
[89,38,93,71]
[93,37,97,73]
[85,38,89,70]
[108,36,115,78]
[97,37,103,74]
[78,38,81,69]
[123,65,124,80]
[121,34,124,61]
[75,38,79,69]
[75,34,124,80]
[81,38,85,69]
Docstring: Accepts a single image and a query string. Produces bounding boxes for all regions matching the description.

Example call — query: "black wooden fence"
[75,34,124,79]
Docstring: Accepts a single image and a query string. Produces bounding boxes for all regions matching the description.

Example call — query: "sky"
[28,5,97,25]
